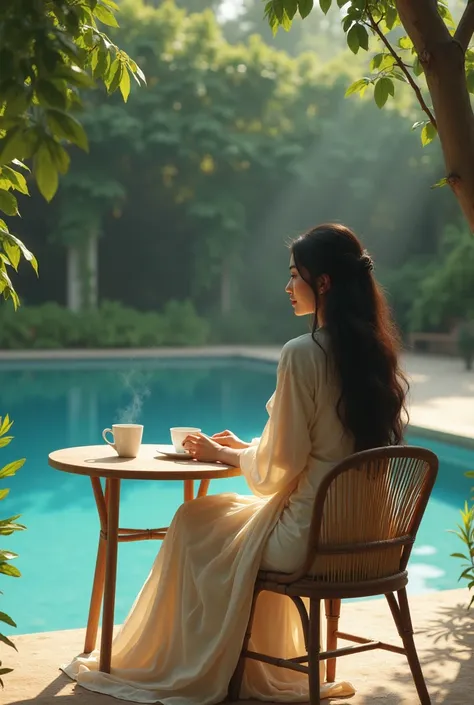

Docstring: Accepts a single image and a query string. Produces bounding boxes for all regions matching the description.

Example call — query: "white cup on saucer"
[170,427,201,454]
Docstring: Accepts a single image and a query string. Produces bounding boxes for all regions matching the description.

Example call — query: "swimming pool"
[0,356,472,636]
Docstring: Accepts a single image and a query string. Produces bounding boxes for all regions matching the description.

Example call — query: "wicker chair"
[228,446,439,705]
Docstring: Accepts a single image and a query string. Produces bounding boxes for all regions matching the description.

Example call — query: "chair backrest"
[300,446,438,583]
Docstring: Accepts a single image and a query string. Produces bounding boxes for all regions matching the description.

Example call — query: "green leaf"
[0,613,15,628]
[337,0,350,6]
[385,5,398,29]
[451,552,469,560]
[0,514,22,526]
[0,190,18,217]
[54,66,95,89]
[0,436,12,448]
[0,458,25,479]
[0,129,26,166]
[35,80,67,111]
[46,140,70,175]
[345,78,370,97]
[128,59,146,85]
[356,24,369,51]
[413,56,423,77]
[120,67,131,102]
[0,489,10,501]
[347,25,360,54]
[101,0,119,9]
[319,0,331,14]
[421,122,437,146]
[398,36,413,50]
[94,46,110,80]
[11,159,29,172]
[0,167,28,195]
[371,53,384,70]
[467,69,474,95]
[0,550,18,561]
[438,2,455,30]
[0,415,12,436]
[431,177,448,190]
[298,0,314,19]
[107,60,123,95]
[0,563,21,578]
[0,231,38,275]
[45,110,89,152]
[94,3,119,27]
[0,634,17,650]
[2,239,20,269]
[284,0,298,19]
[34,145,59,202]
[2,82,30,118]
[374,77,394,108]
[458,567,474,581]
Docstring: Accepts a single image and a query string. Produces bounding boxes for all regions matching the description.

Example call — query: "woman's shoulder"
[280,330,328,366]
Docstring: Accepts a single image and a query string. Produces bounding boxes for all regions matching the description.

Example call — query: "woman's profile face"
[285,253,315,317]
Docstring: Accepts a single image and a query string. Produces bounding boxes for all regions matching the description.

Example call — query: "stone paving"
[5,589,473,705]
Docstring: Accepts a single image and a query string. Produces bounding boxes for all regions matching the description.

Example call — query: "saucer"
[156,444,193,460]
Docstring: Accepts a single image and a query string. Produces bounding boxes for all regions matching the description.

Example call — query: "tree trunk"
[221,257,232,314]
[67,246,82,312]
[396,0,474,230]
[85,230,99,309]
[66,229,99,311]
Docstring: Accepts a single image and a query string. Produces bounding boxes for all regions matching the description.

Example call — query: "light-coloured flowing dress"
[63,331,355,702]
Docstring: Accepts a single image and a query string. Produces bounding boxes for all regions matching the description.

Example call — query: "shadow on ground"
[6,601,473,705]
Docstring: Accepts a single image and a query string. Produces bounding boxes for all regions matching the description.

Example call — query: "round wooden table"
[48,444,241,673]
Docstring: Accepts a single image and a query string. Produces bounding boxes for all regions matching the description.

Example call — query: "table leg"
[99,478,120,673]
[197,479,210,497]
[184,479,194,502]
[84,477,108,654]
[84,536,106,653]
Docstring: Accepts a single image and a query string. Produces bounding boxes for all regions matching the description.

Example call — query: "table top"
[48,444,241,481]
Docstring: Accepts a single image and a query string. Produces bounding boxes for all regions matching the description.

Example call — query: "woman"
[64,224,408,703]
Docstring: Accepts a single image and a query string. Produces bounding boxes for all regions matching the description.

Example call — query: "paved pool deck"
[6,588,473,705]
[2,347,474,704]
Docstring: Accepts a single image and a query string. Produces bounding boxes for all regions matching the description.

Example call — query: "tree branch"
[366,7,437,128]
[454,1,474,53]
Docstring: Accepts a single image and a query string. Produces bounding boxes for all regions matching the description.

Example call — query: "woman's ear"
[318,274,331,295]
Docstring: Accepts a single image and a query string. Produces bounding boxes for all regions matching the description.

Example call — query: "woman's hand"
[211,430,250,450]
[183,433,224,463]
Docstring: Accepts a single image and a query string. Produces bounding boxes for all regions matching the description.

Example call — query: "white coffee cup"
[170,427,201,454]
[102,424,143,458]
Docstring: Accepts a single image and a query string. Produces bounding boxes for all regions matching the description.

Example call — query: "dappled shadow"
[355,599,474,704]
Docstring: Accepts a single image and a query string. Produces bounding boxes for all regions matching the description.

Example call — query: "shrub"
[0,415,26,685]
[0,300,210,350]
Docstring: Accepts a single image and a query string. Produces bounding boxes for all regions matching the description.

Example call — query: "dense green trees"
[10,0,465,344]
[267,1,474,231]
[0,0,143,307]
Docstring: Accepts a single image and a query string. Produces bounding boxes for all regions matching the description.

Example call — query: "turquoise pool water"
[0,356,472,636]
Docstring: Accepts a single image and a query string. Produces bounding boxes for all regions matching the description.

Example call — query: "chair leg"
[308,598,321,705]
[228,588,260,701]
[324,598,340,683]
[386,590,431,705]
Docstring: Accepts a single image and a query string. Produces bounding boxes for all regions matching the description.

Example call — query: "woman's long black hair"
[291,223,408,451]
